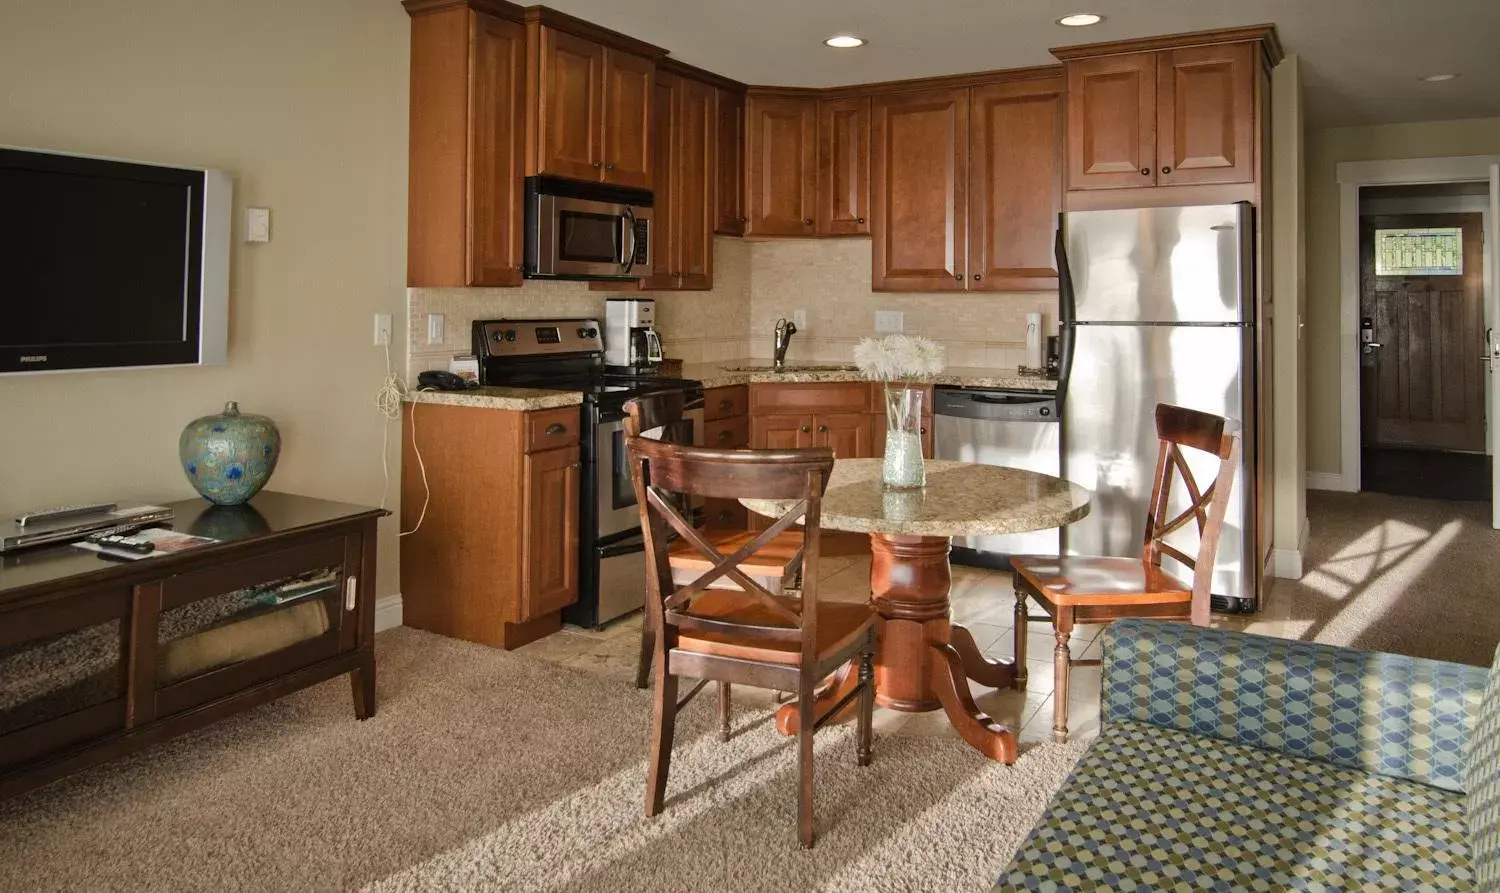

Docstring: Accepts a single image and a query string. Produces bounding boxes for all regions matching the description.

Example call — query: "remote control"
[16,502,118,527]
[85,533,155,555]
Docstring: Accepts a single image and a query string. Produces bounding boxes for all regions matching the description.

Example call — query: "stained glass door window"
[1374,227,1464,276]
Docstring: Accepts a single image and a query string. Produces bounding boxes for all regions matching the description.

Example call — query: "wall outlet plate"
[875,310,904,333]
[427,313,445,345]
[373,313,392,346]
[792,309,807,329]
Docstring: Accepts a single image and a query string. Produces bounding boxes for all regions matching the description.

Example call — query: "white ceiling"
[540,0,1500,127]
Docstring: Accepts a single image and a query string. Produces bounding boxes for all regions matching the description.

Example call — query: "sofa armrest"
[1100,618,1487,792]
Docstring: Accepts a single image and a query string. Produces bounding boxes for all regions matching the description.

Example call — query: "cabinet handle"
[717,429,733,443]
[1161,166,1172,175]
[738,216,747,223]
[857,217,865,224]
[803,218,813,225]
[920,427,927,435]
[718,399,733,410]
[593,161,603,169]
[545,423,568,435]
[800,425,811,433]
[818,425,829,433]
[344,577,357,612]
[954,274,962,281]
[1140,168,1150,176]
[973,273,982,281]
[606,162,615,171]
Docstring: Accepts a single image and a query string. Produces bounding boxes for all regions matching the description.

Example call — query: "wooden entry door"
[1360,213,1485,451]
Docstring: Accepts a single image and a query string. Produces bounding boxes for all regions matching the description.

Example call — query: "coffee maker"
[604,298,663,368]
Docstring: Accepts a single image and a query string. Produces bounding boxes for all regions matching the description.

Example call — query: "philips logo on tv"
[19,355,47,363]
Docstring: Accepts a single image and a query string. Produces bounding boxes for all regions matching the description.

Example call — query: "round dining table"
[742,458,1091,764]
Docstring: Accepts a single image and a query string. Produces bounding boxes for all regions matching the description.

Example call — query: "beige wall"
[748,239,1057,367]
[1305,116,1500,474]
[0,0,410,596]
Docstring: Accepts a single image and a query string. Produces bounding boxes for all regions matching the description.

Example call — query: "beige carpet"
[0,627,1084,893]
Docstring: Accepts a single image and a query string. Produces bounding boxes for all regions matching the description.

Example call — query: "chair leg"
[1052,629,1071,744]
[1013,588,1029,687]
[644,664,678,817]
[797,674,816,848]
[856,645,874,768]
[635,622,654,690]
[718,681,732,742]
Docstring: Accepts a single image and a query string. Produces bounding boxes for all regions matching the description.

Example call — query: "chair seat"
[674,590,876,666]
[669,529,803,590]
[1011,554,1192,607]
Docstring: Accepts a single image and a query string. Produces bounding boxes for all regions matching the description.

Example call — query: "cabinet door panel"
[817,97,870,236]
[467,12,526,287]
[523,446,580,618]
[870,87,968,291]
[601,49,654,189]
[537,27,603,181]
[751,415,814,450]
[637,73,680,290]
[714,89,747,235]
[676,77,716,289]
[815,413,874,459]
[969,77,1063,291]
[1157,43,1255,186]
[745,95,817,236]
[1066,53,1157,190]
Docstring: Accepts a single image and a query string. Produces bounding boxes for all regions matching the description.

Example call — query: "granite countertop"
[404,386,582,411]
[741,458,1090,538]
[681,359,1056,391]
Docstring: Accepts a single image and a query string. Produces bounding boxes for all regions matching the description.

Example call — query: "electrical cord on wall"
[375,339,429,536]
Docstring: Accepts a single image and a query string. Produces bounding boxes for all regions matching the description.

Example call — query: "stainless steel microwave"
[524,176,652,280]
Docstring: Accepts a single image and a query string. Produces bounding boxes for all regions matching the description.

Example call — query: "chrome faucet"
[772,317,798,371]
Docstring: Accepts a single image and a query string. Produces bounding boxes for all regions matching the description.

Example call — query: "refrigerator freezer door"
[1061,323,1253,602]
[1063,204,1252,324]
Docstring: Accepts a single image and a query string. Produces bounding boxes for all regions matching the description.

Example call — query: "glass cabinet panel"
[0,620,123,738]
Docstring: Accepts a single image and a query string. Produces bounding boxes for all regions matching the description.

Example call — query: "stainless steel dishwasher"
[933,386,1062,569]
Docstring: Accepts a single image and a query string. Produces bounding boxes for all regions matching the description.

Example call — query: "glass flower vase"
[881,386,925,489]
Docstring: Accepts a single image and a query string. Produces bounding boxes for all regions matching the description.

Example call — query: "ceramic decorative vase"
[881,387,926,489]
[179,401,281,505]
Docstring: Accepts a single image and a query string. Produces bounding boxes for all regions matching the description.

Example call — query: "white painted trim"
[375,594,403,632]
[1336,155,1500,498]
[1306,471,1353,491]
[1270,516,1310,579]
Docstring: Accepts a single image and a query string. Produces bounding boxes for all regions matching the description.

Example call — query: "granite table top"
[741,458,1091,538]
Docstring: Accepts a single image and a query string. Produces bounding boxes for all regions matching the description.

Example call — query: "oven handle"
[598,530,646,559]
[620,206,637,274]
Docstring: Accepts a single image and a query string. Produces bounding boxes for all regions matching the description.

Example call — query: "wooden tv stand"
[0,492,386,800]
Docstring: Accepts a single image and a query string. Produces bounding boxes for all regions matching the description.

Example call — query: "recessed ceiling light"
[824,34,866,49]
[1420,73,1458,82]
[1057,13,1103,27]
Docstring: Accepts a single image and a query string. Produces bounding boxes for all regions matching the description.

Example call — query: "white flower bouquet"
[853,334,945,488]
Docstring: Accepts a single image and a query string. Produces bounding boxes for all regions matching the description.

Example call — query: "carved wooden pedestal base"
[775,533,1019,763]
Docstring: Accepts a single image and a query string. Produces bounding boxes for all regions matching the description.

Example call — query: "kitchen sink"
[720,363,860,373]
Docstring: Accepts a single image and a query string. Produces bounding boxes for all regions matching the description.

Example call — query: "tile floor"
[516,552,1112,752]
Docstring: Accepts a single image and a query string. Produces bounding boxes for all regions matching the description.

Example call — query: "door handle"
[818,425,829,433]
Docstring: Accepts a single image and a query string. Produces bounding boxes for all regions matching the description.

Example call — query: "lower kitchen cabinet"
[401,402,580,649]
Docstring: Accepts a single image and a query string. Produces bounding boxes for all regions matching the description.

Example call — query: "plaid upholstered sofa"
[997,618,1499,891]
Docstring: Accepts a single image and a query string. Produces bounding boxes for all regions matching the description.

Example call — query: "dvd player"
[1,503,175,553]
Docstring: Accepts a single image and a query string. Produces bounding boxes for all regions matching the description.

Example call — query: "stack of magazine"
[249,569,342,606]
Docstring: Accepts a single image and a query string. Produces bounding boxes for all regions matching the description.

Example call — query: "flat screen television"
[0,146,231,375]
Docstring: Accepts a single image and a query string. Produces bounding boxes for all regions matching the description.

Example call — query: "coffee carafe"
[605,298,664,368]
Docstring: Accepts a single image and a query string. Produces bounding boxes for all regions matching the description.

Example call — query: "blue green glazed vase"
[179,401,281,505]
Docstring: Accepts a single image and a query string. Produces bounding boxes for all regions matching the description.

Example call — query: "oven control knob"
[1039,407,1051,417]
[578,327,597,339]
[504,329,517,343]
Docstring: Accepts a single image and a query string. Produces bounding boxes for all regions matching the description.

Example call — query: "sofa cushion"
[998,719,1472,892]
[1465,643,1500,889]
[1101,618,1486,793]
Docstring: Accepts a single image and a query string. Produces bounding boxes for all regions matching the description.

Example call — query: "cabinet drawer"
[703,385,748,421]
[702,415,749,450]
[750,382,871,414]
[525,407,581,453]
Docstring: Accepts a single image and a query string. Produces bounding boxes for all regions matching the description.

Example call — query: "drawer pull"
[818,425,828,433]
[717,429,733,443]
[718,398,734,410]
[545,423,568,436]
[800,425,811,433]
[344,577,357,612]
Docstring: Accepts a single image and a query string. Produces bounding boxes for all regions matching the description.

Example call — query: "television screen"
[0,147,229,374]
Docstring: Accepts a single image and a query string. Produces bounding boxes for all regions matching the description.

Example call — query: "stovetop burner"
[473,317,700,403]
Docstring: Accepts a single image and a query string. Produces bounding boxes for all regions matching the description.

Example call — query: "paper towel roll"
[1025,312,1044,368]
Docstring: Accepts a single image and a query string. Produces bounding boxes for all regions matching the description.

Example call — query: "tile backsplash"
[406,235,1058,381]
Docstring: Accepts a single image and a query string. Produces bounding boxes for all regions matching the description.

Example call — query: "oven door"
[531,193,651,280]
[596,407,703,538]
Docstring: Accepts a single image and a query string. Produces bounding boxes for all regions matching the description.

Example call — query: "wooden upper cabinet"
[745,93,817,236]
[817,97,870,236]
[1156,42,1255,186]
[968,77,1064,291]
[714,88,747,235]
[407,7,525,288]
[675,77,716,288]
[1066,52,1157,190]
[536,27,604,182]
[870,87,969,292]
[600,49,654,188]
[638,73,680,291]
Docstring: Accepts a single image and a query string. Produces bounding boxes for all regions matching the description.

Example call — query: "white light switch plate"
[427,313,445,345]
[373,313,392,347]
[875,310,904,333]
[245,207,270,243]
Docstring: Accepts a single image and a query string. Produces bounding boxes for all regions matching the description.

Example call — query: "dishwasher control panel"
[932,387,1059,421]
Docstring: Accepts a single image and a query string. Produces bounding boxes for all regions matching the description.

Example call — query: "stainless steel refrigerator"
[1057,203,1257,609]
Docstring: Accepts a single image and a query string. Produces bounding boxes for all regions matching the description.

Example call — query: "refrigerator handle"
[1054,222,1076,409]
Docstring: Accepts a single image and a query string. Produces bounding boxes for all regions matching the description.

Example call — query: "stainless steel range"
[473,318,704,628]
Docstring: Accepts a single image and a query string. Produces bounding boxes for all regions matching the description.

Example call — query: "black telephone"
[418,370,479,391]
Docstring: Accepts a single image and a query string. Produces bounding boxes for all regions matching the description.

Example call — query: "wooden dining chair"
[626,417,877,848]
[625,392,805,715]
[1010,403,1240,743]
